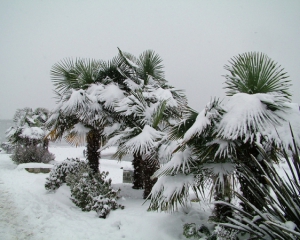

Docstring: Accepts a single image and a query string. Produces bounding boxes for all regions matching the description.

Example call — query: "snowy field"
[0,145,211,240]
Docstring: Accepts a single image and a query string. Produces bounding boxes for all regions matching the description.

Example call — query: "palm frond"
[137,50,165,83]
[218,128,300,239]
[224,52,291,99]
[51,58,101,97]
[168,106,198,141]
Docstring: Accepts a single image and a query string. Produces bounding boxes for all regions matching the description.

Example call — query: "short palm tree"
[47,58,126,173]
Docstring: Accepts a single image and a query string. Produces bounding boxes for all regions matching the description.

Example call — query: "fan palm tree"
[102,49,187,197]
[221,52,293,210]
[47,58,127,173]
[148,99,235,221]
[149,52,297,219]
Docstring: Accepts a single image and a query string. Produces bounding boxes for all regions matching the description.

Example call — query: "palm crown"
[224,52,291,99]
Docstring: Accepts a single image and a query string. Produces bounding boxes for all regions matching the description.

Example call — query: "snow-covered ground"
[0,146,211,240]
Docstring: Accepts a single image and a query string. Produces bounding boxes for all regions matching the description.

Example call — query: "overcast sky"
[0,0,299,119]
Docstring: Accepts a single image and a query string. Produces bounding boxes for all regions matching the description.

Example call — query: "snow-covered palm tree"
[47,58,127,173]
[220,52,298,210]
[6,107,50,148]
[102,49,187,198]
[149,52,300,219]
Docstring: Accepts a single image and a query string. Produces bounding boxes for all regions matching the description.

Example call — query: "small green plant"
[45,158,123,218]
[45,158,85,191]
[66,164,124,218]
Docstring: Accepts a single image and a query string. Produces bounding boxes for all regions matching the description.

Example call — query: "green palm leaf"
[51,58,101,96]
[137,50,165,83]
[224,52,291,99]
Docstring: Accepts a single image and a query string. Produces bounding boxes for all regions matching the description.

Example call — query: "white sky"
[0,0,299,119]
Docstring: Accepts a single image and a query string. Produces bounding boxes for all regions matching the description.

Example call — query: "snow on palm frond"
[144,86,178,108]
[20,127,46,140]
[168,106,198,141]
[201,162,235,194]
[216,93,284,143]
[158,140,179,164]
[85,83,104,97]
[124,78,143,91]
[98,83,126,110]
[103,123,121,137]
[182,99,222,143]
[206,139,238,158]
[121,125,164,156]
[263,102,300,150]
[101,133,126,154]
[51,58,101,96]
[61,89,91,117]
[148,173,195,212]
[114,96,136,116]
[64,123,90,146]
[153,147,194,178]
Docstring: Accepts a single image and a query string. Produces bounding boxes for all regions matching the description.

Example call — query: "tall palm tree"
[221,52,292,210]
[47,58,126,173]
[103,49,187,197]
[149,52,297,218]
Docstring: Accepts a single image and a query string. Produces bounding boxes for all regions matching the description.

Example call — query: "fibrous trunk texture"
[237,145,267,212]
[213,174,233,222]
[132,153,144,189]
[86,129,101,173]
[143,157,159,199]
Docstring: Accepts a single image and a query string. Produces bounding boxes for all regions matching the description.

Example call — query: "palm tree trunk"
[132,153,144,189]
[237,145,267,211]
[213,175,232,222]
[86,129,101,173]
[143,157,159,199]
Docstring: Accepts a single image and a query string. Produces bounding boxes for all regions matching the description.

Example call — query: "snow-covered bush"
[45,158,85,191]
[183,223,239,240]
[0,141,15,154]
[7,107,52,164]
[11,145,54,164]
[66,164,124,218]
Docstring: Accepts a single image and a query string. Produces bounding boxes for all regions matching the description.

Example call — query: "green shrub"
[11,145,54,164]
[66,164,124,218]
[45,158,85,191]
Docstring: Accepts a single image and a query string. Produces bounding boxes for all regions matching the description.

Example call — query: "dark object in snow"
[123,170,133,183]
[26,168,51,173]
